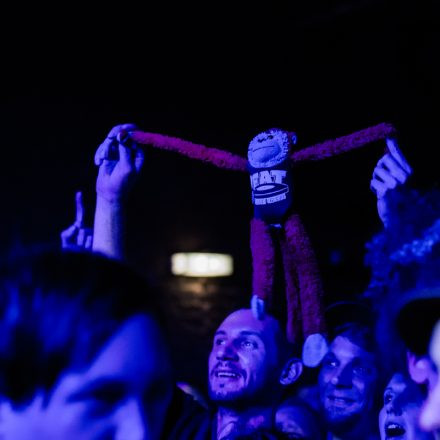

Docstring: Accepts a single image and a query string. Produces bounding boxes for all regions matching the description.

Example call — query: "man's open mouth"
[385,422,406,438]
[328,395,355,406]
[214,370,241,379]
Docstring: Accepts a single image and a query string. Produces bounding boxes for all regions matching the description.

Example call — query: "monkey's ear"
[302,333,329,368]
[290,132,297,145]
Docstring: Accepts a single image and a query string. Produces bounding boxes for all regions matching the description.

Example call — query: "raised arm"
[370,137,412,227]
[93,124,144,259]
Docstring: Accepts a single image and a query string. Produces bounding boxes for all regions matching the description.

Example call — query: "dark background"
[1,1,439,391]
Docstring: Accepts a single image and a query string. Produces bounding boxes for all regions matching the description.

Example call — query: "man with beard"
[318,304,380,440]
[208,309,304,439]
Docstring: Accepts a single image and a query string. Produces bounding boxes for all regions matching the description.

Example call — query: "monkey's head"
[248,128,296,169]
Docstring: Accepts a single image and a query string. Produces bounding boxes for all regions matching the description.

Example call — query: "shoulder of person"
[163,387,214,440]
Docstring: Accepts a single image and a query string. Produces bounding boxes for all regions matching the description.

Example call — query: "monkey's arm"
[131,131,247,171]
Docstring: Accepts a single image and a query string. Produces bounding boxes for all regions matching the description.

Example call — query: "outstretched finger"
[74,191,84,227]
[386,138,412,174]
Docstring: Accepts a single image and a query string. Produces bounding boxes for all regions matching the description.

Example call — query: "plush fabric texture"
[284,214,325,339]
[291,122,396,163]
[250,218,276,302]
[132,123,395,169]
[131,131,248,171]
[132,123,395,344]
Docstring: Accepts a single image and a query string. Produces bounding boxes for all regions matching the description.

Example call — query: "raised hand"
[94,123,144,203]
[370,138,412,226]
[93,123,144,259]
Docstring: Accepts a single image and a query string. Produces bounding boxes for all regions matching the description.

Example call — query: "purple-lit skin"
[61,191,93,251]
[275,403,322,439]
[318,336,377,429]
[208,309,283,405]
[420,321,440,432]
[0,315,173,440]
[379,373,434,440]
[93,123,144,260]
[370,138,412,227]
[94,124,144,204]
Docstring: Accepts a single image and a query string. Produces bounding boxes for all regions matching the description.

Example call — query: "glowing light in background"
[171,253,233,277]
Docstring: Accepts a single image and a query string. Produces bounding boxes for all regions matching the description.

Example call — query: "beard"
[323,405,365,437]
[320,384,366,429]
[208,381,273,410]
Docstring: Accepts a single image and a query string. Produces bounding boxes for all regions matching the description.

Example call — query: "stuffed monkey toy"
[130,122,396,366]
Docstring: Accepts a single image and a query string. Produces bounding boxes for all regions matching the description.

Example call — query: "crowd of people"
[0,123,439,439]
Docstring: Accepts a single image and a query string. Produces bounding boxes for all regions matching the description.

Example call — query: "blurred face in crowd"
[208,309,283,406]
[379,373,434,440]
[0,315,173,440]
[318,335,377,431]
[420,320,440,433]
[276,400,323,439]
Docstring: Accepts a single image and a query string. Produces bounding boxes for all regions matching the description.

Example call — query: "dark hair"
[277,396,325,439]
[325,301,375,344]
[331,322,376,355]
[0,250,165,405]
[396,294,440,356]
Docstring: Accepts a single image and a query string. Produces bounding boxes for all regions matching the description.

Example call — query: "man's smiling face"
[208,309,282,406]
[318,335,378,429]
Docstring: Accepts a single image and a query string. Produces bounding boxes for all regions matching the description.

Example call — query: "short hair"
[324,301,376,350]
[330,322,377,355]
[0,250,165,406]
[278,395,322,421]
[277,396,325,440]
